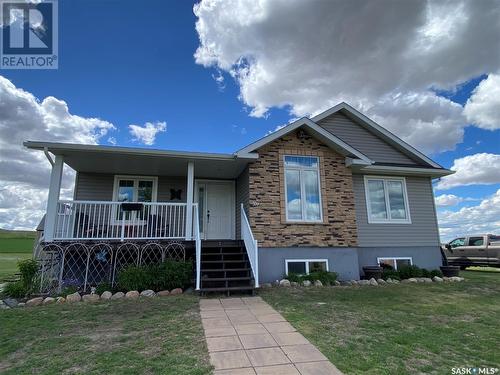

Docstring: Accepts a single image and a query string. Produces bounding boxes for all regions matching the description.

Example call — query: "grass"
[260,271,500,375]
[0,230,36,280]
[0,295,212,375]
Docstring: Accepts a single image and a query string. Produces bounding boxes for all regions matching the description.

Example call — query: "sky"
[0,0,499,241]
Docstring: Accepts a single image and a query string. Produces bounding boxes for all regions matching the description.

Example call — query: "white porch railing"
[54,200,188,241]
[193,203,201,291]
[241,203,259,288]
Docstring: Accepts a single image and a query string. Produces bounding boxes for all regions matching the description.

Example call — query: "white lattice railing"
[241,203,259,288]
[54,200,188,241]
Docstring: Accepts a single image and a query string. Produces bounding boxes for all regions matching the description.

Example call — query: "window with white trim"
[377,257,412,270]
[364,177,410,223]
[284,156,322,222]
[112,176,158,220]
[285,259,328,275]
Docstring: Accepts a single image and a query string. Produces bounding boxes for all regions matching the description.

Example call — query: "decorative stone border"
[0,287,187,309]
[261,276,465,289]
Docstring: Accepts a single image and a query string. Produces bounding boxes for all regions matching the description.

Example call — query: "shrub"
[397,265,423,280]
[95,282,112,295]
[59,286,79,297]
[117,261,192,292]
[382,268,400,280]
[308,271,338,285]
[18,259,38,293]
[3,281,27,298]
[429,269,443,278]
[285,273,301,283]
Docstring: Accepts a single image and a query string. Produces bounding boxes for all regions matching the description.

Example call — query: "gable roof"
[235,117,373,163]
[311,102,443,169]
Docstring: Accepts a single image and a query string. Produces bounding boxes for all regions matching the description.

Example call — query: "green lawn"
[0,295,212,375]
[0,230,35,280]
[260,271,500,375]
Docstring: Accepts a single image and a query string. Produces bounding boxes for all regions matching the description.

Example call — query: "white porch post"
[185,161,194,240]
[44,155,64,241]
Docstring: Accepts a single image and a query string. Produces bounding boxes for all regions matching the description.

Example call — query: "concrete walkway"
[200,296,343,375]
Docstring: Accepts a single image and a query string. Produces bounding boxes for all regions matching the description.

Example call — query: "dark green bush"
[382,268,400,280]
[59,286,79,297]
[397,265,423,280]
[308,271,338,285]
[95,282,112,295]
[285,273,301,283]
[117,261,192,292]
[3,281,27,298]
[429,269,443,278]
[18,259,38,293]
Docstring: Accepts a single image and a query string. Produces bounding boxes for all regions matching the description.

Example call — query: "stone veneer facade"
[248,130,358,248]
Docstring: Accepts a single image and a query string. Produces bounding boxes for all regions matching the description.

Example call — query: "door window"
[468,237,484,246]
[449,238,465,248]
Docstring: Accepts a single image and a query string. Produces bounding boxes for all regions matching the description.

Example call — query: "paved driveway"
[200,296,343,375]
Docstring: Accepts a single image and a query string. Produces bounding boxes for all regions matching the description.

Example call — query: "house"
[24,102,453,293]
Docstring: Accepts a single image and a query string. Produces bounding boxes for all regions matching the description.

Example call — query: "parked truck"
[442,234,500,269]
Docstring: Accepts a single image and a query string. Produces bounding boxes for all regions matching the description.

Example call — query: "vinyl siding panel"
[318,112,418,165]
[235,166,249,239]
[353,174,440,247]
[74,173,187,202]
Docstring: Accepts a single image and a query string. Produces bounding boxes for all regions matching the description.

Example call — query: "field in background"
[0,230,35,280]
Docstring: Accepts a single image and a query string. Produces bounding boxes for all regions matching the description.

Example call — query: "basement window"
[285,259,328,275]
[377,257,412,270]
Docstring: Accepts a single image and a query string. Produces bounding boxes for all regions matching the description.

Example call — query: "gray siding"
[353,174,441,247]
[317,112,418,165]
[74,173,187,202]
[258,247,360,282]
[235,166,249,240]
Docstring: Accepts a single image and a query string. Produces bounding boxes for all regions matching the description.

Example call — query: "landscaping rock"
[43,297,55,305]
[302,280,312,287]
[261,283,273,289]
[170,288,183,295]
[377,278,386,285]
[334,280,341,286]
[140,289,156,297]
[290,281,299,287]
[432,276,443,282]
[408,278,418,283]
[66,292,81,303]
[157,290,170,297]
[358,279,370,286]
[369,278,378,286]
[3,298,18,308]
[392,279,400,284]
[341,281,352,286]
[111,292,124,300]
[272,280,280,287]
[125,291,139,299]
[82,294,100,303]
[0,300,10,309]
[279,279,291,287]
[101,291,112,300]
[26,297,44,307]
[56,297,65,304]
[350,280,359,285]
[314,280,323,287]
[17,302,25,307]
[423,278,433,283]
[449,276,464,282]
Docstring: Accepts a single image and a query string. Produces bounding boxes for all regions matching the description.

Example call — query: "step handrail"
[240,203,259,288]
[193,203,201,291]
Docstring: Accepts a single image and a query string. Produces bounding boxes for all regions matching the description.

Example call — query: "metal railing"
[240,203,259,288]
[54,200,187,241]
[193,204,201,291]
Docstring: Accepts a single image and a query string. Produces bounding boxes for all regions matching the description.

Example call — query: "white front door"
[195,180,235,240]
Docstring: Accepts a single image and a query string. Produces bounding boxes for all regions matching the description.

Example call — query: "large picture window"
[284,156,322,222]
[112,176,158,221]
[364,176,410,223]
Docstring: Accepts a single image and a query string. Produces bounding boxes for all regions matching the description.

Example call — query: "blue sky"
[0,0,499,238]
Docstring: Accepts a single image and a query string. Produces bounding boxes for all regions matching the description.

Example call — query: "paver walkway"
[200,296,343,375]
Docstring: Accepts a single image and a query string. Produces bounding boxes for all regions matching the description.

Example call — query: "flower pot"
[440,266,460,277]
[362,266,383,280]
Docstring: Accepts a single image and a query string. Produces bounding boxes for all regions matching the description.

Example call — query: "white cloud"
[463,74,500,130]
[128,121,166,146]
[435,194,463,207]
[194,0,500,153]
[0,76,115,230]
[436,153,500,190]
[107,136,117,145]
[438,189,500,242]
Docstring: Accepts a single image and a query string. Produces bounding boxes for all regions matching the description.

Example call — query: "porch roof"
[24,141,257,178]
